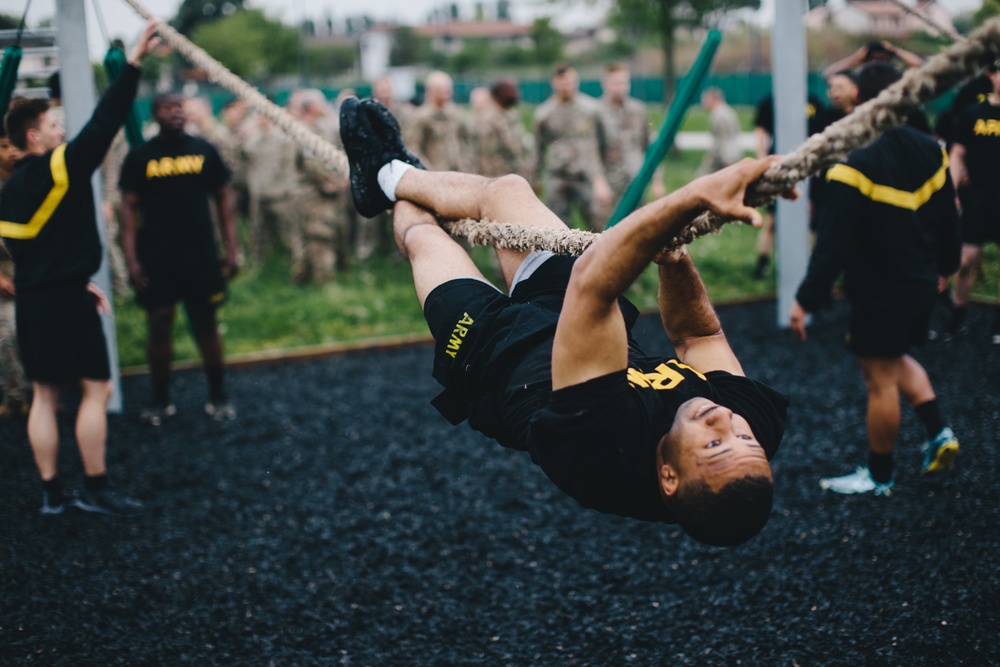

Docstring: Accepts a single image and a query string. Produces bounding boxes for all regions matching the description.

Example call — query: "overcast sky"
[0,0,608,57]
[0,0,984,59]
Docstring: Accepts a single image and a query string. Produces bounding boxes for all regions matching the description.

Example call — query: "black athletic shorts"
[423,254,638,449]
[137,242,227,311]
[16,282,110,383]
[958,186,1000,245]
[846,292,935,358]
[423,255,577,447]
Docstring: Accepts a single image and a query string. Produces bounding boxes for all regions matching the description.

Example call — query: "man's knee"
[81,379,112,403]
[147,308,175,343]
[857,357,901,393]
[483,174,534,207]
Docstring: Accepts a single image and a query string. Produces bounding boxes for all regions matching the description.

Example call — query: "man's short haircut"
[856,62,901,103]
[830,69,858,85]
[864,41,891,59]
[702,86,724,101]
[5,98,51,150]
[553,63,573,77]
[490,77,520,110]
[604,62,627,75]
[669,475,774,547]
[151,91,182,114]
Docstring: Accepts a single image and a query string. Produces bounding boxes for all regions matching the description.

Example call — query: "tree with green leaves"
[190,9,299,79]
[531,17,565,65]
[607,0,759,98]
[173,0,247,36]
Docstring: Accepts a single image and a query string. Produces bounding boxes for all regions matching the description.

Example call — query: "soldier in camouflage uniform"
[219,98,250,218]
[243,113,306,279]
[534,64,613,231]
[698,87,742,176]
[0,129,29,420]
[186,97,249,263]
[290,89,352,283]
[405,71,470,172]
[359,77,410,261]
[471,77,532,178]
[599,63,664,213]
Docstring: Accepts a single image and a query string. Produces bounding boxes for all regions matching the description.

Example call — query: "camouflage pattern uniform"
[534,94,609,230]
[359,101,411,261]
[0,175,30,414]
[101,130,131,294]
[203,120,249,218]
[244,123,306,278]
[699,102,742,175]
[296,118,352,283]
[600,95,651,206]
[404,104,470,172]
[471,105,533,178]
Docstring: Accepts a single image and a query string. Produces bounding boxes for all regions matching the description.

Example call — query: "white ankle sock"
[377,160,413,202]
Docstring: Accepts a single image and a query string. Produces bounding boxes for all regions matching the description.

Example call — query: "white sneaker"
[819,467,894,496]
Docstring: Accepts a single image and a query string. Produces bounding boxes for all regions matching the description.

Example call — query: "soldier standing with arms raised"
[0,22,160,515]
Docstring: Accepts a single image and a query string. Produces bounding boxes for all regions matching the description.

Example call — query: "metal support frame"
[772,0,811,328]
[54,0,122,412]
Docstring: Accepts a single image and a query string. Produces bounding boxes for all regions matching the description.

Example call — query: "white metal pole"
[54,0,123,412]
[772,0,811,329]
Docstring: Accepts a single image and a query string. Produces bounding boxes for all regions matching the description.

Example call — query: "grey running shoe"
[76,486,146,517]
[819,467,894,497]
[920,426,959,474]
[205,400,237,421]
[140,403,176,426]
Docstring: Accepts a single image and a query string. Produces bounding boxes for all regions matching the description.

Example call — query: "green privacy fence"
[131,71,958,124]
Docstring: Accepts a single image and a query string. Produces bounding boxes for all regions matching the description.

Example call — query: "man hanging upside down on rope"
[340,98,791,547]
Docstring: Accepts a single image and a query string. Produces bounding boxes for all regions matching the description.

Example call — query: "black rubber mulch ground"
[1,299,998,667]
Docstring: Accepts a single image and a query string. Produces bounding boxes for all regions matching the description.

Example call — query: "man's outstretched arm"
[656,249,743,376]
[551,157,783,391]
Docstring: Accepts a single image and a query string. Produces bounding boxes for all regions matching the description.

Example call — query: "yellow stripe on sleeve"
[826,149,949,212]
[0,144,70,240]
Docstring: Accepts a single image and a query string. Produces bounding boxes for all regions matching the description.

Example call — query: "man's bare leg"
[76,379,111,477]
[393,200,487,308]
[394,172,568,289]
[28,383,61,480]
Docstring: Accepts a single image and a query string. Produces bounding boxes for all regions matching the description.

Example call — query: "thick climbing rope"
[119,0,1000,255]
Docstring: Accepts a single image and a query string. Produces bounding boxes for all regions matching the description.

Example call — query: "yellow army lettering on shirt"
[627,359,706,391]
[146,154,206,179]
[972,118,1000,137]
[445,312,475,358]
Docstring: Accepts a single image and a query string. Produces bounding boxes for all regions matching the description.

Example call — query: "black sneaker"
[76,486,146,517]
[941,322,968,342]
[339,97,423,218]
[40,489,72,515]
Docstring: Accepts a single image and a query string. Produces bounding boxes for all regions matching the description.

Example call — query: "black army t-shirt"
[119,133,230,249]
[528,356,788,524]
[954,100,1000,187]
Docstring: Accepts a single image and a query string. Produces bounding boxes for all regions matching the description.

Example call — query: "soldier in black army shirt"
[0,21,159,517]
[340,97,790,547]
[944,61,1000,344]
[790,64,962,497]
[119,92,239,424]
